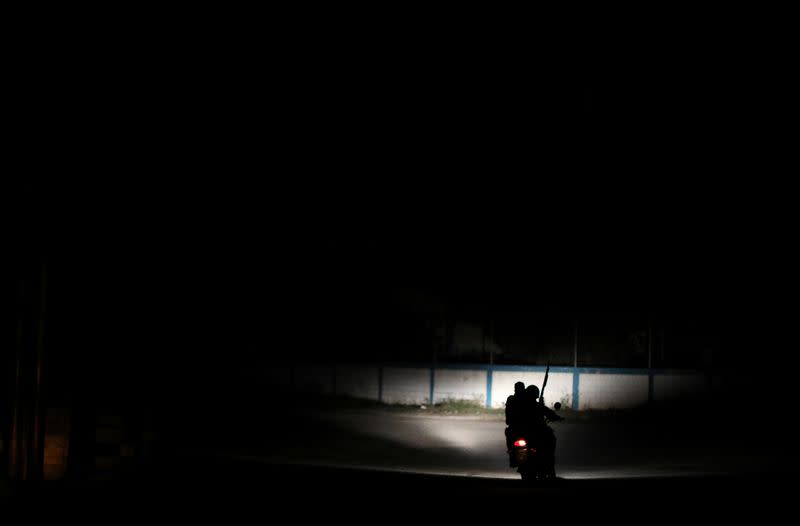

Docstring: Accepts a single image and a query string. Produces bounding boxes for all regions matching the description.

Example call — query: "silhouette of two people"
[505,381,563,476]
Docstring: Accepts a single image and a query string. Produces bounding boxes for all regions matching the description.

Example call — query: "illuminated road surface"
[212,407,785,481]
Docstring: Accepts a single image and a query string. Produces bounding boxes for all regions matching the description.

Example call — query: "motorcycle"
[509,401,562,481]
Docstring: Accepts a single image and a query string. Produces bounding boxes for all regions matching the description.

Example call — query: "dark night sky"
[10,13,799,383]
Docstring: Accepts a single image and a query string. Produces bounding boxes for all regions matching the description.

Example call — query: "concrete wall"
[491,370,573,409]
[280,363,713,410]
[336,366,380,401]
[433,369,487,404]
[578,373,649,410]
[382,367,431,405]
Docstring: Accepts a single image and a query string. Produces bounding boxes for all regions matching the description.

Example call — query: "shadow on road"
[8,455,797,522]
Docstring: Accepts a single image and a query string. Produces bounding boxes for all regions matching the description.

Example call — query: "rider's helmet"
[526,385,540,400]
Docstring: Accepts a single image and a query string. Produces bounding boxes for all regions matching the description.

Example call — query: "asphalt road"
[210,403,795,481]
[10,401,798,521]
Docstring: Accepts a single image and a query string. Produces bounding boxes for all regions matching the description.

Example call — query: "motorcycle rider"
[522,384,563,477]
[504,381,526,466]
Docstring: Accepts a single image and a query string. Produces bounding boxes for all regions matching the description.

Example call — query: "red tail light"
[514,439,527,447]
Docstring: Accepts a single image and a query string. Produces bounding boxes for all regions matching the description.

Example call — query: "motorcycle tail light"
[514,439,527,447]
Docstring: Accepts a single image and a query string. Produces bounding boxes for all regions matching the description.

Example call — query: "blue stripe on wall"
[429,367,435,405]
[381,362,690,375]
[486,366,493,408]
[376,362,703,376]
[572,372,580,411]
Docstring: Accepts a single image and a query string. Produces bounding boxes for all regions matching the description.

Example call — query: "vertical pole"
[572,371,580,411]
[489,318,494,366]
[572,319,580,410]
[430,353,435,406]
[482,321,487,362]
[429,367,435,406]
[573,319,579,368]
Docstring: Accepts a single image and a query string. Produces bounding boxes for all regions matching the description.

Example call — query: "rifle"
[540,361,550,407]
